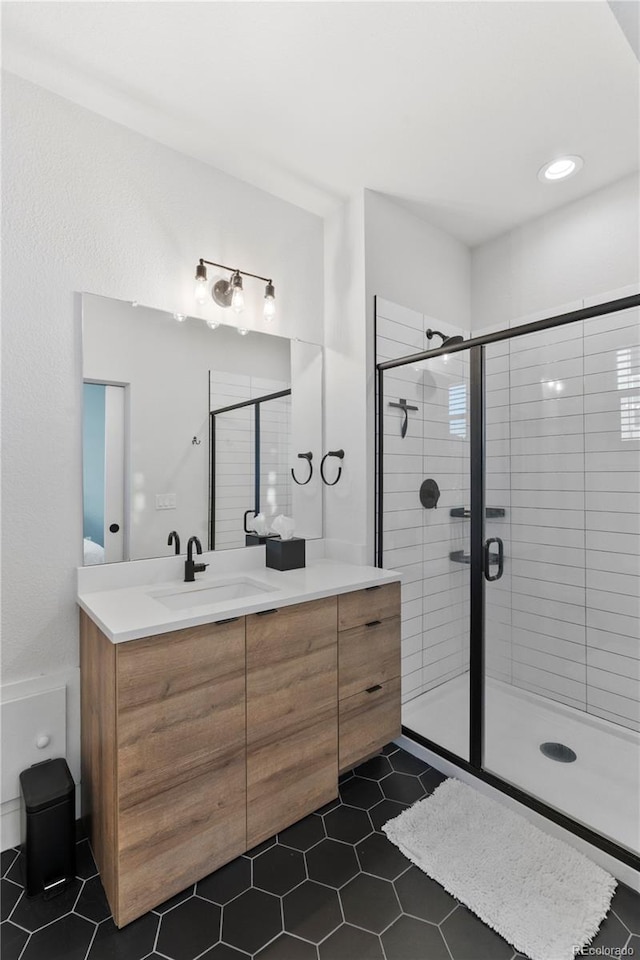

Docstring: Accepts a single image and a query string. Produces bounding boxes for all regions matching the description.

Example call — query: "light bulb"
[231,286,245,313]
[263,280,276,321]
[195,278,208,305]
[194,262,208,304]
[230,272,244,314]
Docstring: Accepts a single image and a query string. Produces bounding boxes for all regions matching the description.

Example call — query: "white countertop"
[77,558,401,643]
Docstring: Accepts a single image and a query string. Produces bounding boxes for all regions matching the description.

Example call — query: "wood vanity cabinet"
[80,580,400,926]
[337,582,401,771]
[80,611,246,927]
[246,597,338,847]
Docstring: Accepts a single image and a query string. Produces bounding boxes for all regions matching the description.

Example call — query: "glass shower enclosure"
[376,293,640,872]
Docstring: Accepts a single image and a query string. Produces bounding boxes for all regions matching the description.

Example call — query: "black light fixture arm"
[198,258,272,284]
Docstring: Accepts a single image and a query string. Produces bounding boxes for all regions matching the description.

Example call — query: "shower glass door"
[482,310,640,858]
[381,351,471,761]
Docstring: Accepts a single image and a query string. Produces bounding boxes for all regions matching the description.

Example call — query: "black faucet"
[167,530,181,555]
[184,536,208,582]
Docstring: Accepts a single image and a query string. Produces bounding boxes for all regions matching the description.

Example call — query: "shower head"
[426,328,465,347]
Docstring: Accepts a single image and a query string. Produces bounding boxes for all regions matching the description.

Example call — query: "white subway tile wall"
[378,298,639,735]
[210,372,291,550]
[376,298,471,713]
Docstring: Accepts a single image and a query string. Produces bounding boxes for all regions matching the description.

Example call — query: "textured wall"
[1,72,324,685]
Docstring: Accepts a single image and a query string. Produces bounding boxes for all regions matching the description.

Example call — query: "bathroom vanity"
[78,560,401,926]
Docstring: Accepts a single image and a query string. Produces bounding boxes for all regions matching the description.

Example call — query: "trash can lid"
[19,758,75,813]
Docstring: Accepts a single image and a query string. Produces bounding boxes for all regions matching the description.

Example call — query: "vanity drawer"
[337,581,400,631]
[338,677,401,772]
[339,616,400,700]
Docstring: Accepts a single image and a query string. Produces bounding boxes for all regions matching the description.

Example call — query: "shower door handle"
[484,537,504,582]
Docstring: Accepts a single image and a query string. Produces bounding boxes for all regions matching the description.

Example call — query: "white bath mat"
[383,779,616,960]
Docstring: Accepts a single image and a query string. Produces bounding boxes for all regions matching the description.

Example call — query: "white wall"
[471,173,640,331]
[364,191,472,564]
[1,73,324,837]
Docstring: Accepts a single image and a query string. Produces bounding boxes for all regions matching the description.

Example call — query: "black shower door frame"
[375,292,640,871]
[209,388,291,550]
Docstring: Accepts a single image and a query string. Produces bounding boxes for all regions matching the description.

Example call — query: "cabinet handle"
[365,585,381,591]
[365,620,381,628]
[256,608,279,616]
[216,617,240,625]
[366,684,382,694]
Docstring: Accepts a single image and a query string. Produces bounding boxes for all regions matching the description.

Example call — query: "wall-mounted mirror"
[81,294,323,564]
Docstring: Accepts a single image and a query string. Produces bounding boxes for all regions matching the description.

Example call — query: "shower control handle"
[484,537,504,582]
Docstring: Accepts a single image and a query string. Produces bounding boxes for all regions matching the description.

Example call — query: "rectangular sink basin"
[151,577,277,610]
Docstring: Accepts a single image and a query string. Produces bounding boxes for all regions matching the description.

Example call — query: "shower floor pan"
[403,672,640,856]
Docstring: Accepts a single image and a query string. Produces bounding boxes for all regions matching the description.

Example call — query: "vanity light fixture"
[537,155,583,183]
[194,259,276,322]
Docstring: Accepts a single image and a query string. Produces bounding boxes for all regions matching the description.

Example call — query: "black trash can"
[19,758,76,898]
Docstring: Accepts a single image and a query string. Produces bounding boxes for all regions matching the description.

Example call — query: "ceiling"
[3,1,639,246]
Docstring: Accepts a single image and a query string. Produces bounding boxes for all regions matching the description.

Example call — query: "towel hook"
[291,452,313,485]
[320,449,345,486]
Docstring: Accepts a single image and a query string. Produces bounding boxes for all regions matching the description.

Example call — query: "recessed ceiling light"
[538,156,583,183]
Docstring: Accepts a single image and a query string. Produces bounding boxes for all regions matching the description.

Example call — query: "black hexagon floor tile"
[4,853,24,886]
[353,755,392,781]
[419,767,447,795]
[305,839,359,889]
[222,887,282,955]
[0,920,29,960]
[156,896,222,960]
[253,844,306,896]
[368,798,408,833]
[74,875,111,923]
[278,814,326,852]
[199,945,250,959]
[1,848,19,878]
[380,771,426,805]
[355,832,409,881]
[10,877,81,931]
[612,883,640,935]
[319,923,384,959]
[441,905,514,960]
[21,913,95,960]
[380,743,400,756]
[198,856,251,904]
[339,873,400,934]
[324,806,372,845]
[394,864,457,923]
[87,913,159,960]
[382,914,450,960]
[339,777,383,810]
[389,751,431,776]
[576,909,631,956]
[283,880,342,943]
[1,879,22,922]
[244,837,277,858]
[255,932,318,959]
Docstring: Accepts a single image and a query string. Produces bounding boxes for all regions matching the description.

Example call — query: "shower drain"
[539,742,577,763]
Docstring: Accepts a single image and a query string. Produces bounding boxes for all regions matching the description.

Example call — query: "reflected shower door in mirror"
[81,294,322,564]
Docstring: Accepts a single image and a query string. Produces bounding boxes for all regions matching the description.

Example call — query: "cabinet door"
[246,598,337,847]
[339,677,401,772]
[115,619,246,925]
